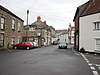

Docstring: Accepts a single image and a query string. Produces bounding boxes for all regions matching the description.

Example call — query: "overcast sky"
[0,0,88,30]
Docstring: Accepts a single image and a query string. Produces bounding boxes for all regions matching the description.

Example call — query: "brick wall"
[0,8,24,49]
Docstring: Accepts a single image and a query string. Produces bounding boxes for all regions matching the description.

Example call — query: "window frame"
[95,38,100,50]
[18,36,20,43]
[12,37,15,45]
[12,19,15,30]
[1,17,5,30]
[94,22,100,30]
[0,33,4,47]
[18,22,21,32]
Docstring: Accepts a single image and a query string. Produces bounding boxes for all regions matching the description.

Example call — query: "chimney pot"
[37,16,41,21]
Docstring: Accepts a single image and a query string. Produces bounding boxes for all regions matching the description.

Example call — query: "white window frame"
[18,22,21,32]
[12,37,15,45]
[94,22,100,30]
[95,38,100,50]
[1,17,5,30]
[12,19,15,30]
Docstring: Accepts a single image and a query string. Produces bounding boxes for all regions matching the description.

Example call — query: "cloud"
[0,0,88,29]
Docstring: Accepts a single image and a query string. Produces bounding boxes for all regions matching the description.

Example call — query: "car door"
[18,42,25,48]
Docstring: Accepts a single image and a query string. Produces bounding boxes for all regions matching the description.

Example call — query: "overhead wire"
[29,10,68,26]
[1,0,69,27]
[29,0,39,9]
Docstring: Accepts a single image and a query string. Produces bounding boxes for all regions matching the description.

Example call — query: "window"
[18,37,20,43]
[1,17,5,30]
[94,22,100,30]
[18,22,21,32]
[29,28,35,31]
[12,19,15,30]
[0,33,4,46]
[95,38,100,50]
[12,37,15,45]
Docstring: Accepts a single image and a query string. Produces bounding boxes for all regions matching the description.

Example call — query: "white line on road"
[80,53,87,60]
[88,63,92,66]
[90,67,95,70]
[96,64,100,67]
[92,71,99,75]
[98,67,100,70]
[86,60,90,63]
[80,53,99,75]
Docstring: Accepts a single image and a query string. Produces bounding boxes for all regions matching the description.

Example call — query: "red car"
[52,41,59,45]
[13,42,33,50]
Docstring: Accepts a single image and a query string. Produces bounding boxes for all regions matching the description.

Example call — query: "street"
[0,45,99,75]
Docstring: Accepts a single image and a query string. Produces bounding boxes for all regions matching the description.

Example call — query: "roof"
[48,26,55,31]
[73,1,89,21]
[31,21,48,28]
[81,0,100,17]
[0,5,24,22]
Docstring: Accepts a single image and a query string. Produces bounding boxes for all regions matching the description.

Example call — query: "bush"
[80,47,85,53]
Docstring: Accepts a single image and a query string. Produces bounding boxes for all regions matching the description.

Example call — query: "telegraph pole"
[26,10,29,41]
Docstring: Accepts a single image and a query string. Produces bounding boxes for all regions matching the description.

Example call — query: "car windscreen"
[59,42,66,44]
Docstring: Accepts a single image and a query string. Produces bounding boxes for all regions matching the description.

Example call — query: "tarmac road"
[0,45,94,75]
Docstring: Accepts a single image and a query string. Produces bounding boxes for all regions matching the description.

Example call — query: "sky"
[0,0,88,30]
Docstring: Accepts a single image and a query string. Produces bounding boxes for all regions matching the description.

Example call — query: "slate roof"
[0,5,24,22]
[81,0,100,16]
[31,21,48,28]
[73,1,89,21]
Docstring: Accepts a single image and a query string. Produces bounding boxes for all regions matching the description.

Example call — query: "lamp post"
[26,10,29,42]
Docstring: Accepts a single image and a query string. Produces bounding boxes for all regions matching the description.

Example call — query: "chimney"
[69,23,71,27]
[44,20,46,24]
[37,16,41,21]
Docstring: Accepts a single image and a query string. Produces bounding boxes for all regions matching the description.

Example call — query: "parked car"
[32,42,39,48]
[13,42,33,50]
[52,41,59,45]
[58,42,68,49]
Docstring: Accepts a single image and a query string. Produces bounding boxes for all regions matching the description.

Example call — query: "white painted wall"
[71,30,74,44]
[58,34,68,43]
[79,13,100,52]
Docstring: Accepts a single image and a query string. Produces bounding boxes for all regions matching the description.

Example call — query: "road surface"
[0,45,95,75]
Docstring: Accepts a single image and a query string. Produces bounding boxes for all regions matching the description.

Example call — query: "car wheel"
[26,47,30,50]
[58,46,60,49]
[66,46,67,49]
[14,46,17,49]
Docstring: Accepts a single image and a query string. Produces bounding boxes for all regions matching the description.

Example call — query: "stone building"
[23,16,55,46]
[0,5,24,49]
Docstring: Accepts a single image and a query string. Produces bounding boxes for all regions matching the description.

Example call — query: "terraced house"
[73,0,100,53]
[0,5,24,49]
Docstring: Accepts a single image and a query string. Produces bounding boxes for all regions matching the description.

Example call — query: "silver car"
[58,42,68,49]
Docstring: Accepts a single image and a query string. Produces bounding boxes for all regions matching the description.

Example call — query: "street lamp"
[26,10,29,41]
